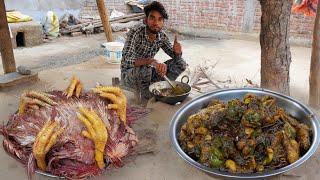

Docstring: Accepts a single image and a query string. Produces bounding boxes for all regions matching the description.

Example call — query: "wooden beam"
[0,0,16,74]
[309,1,320,107]
[96,0,113,42]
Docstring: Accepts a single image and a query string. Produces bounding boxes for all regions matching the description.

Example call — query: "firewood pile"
[60,13,145,35]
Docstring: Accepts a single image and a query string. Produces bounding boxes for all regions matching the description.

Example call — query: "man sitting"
[120,1,187,99]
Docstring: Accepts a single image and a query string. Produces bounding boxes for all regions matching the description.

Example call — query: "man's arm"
[135,58,167,77]
[135,58,156,66]
[161,33,182,59]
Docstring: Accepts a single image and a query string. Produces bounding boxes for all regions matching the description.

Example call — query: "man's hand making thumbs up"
[173,34,182,56]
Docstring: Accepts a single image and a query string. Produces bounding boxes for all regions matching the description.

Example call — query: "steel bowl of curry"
[170,88,320,178]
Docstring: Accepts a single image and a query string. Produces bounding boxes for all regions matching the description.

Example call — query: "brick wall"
[80,0,315,44]
[162,0,245,32]
[253,3,315,41]
[80,0,133,20]
[162,0,315,40]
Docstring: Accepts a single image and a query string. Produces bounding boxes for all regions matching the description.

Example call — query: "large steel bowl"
[170,88,320,178]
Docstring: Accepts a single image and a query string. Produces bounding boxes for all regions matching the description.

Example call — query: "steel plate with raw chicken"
[0,76,151,179]
[178,93,311,173]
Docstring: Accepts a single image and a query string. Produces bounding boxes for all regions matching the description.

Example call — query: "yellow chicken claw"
[94,84,121,95]
[33,120,64,171]
[77,107,108,169]
[63,76,83,98]
[18,90,57,115]
[93,86,127,126]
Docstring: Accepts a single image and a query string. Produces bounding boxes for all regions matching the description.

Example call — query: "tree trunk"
[309,1,320,107]
[0,0,16,74]
[96,0,113,42]
[260,0,292,95]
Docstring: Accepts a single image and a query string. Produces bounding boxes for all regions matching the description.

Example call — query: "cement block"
[0,72,39,89]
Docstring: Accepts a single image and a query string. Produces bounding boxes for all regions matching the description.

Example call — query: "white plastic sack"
[110,9,125,20]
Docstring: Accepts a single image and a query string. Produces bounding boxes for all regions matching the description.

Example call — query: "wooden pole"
[0,0,16,74]
[96,0,113,42]
[309,1,320,107]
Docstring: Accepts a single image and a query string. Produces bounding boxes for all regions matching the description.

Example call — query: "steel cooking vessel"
[149,75,191,105]
[170,88,320,178]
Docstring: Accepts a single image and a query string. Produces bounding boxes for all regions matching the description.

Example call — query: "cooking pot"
[149,75,191,105]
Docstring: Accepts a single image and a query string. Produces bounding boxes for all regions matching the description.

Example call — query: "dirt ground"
[0,32,319,180]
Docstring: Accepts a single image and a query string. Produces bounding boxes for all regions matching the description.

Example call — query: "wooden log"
[62,14,145,33]
[61,13,145,35]
[93,15,144,28]
[109,13,144,22]
[81,13,144,22]
[61,15,144,34]
[111,21,141,32]
[0,0,16,74]
[309,1,320,107]
[64,20,101,30]
[96,0,113,42]
[111,14,145,23]
[70,32,83,37]
[63,23,89,32]
[65,22,90,30]
[60,29,78,34]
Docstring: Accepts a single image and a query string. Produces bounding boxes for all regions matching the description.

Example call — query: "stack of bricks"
[80,0,315,44]
[79,0,133,21]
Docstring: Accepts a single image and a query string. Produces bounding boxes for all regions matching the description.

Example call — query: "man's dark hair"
[144,1,168,20]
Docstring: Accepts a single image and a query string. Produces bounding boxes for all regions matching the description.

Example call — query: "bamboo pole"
[96,0,113,42]
[309,1,320,107]
[0,0,16,74]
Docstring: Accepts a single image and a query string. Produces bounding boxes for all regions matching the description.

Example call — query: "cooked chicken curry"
[160,84,185,96]
[178,94,311,173]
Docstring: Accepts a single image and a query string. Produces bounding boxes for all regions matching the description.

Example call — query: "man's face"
[146,10,164,34]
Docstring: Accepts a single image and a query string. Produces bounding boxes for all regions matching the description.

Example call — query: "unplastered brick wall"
[252,3,315,42]
[162,0,245,32]
[80,0,133,20]
[80,0,315,44]
[163,0,314,41]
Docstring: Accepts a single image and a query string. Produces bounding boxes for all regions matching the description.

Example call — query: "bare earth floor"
[0,33,318,180]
